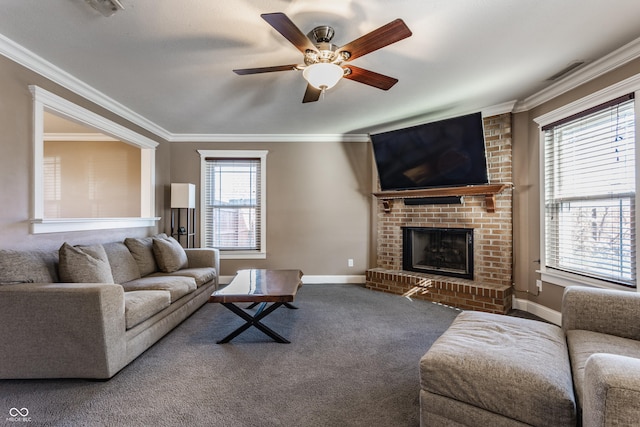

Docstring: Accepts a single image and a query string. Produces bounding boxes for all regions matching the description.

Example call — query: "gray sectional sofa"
[0,234,219,380]
[419,286,640,426]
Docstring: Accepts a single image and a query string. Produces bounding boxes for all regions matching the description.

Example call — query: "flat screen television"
[370,112,489,191]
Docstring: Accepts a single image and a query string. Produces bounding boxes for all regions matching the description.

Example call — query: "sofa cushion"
[0,249,59,284]
[152,236,188,273]
[124,233,167,276]
[567,329,640,406]
[420,311,576,427]
[150,267,216,288]
[124,290,171,329]
[58,243,114,284]
[103,242,141,284]
[120,275,196,302]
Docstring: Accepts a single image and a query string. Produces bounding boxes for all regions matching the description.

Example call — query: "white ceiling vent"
[85,0,124,17]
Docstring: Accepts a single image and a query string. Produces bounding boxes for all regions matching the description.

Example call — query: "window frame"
[198,149,268,260]
[30,85,159,234]
[534,73,640,291]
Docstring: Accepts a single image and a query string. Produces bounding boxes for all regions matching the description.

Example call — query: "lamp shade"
[302,63,344,90]
[171,183,196,208]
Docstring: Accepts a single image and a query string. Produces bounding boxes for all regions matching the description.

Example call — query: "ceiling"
[2,0,640,140]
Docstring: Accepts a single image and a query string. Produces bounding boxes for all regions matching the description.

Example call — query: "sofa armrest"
[185,248,220,274]
[561,286,640,340]
[582,353,640,427]
[0,282,127,379]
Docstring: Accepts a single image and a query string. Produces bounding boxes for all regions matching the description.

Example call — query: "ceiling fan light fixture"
[302,63,344,91]
[236,13,412,103]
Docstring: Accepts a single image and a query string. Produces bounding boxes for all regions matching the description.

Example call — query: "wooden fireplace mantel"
[373,184,510,213]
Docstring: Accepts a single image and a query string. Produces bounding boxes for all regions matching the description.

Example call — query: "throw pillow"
[102,242,141,284]
[58,243,115,284]
[124,233,167,276]
[152,236,188,273]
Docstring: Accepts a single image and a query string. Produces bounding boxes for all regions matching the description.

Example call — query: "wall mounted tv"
[370,112,489,191]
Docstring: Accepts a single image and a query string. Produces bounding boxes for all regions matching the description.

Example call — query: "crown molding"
[0,32,172,141]
[169,133,371,143]
[0,32,372,144]
[515,36,640,112]
[4,28,639,142]
[482,100,517,117]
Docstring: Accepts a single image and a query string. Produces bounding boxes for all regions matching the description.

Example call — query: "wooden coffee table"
[209,269,303,343]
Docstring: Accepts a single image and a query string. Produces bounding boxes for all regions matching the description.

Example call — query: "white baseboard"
[302,275,366,284]
[512,297,562,326]
[218,275,366,286]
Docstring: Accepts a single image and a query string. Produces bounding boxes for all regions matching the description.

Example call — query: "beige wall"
[0,52,372,278]
[0,55,167,251]
[513,57,640,311]
[169,141,372,277]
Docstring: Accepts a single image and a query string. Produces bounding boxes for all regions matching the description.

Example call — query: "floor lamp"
[170,183,196,248]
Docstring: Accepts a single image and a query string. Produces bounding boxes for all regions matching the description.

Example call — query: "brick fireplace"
[366,113,513,314]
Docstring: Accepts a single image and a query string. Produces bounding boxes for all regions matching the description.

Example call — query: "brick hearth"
[366,113,513,314]
[366,269,512,313]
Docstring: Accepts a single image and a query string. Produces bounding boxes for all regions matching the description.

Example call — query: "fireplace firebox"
[402,227,474,279]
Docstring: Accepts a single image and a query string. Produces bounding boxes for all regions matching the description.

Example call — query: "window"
[542,94,636,287]
[30,86,159,233]
[198,150,267,259]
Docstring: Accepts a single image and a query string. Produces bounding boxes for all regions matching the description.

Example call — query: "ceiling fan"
[233,13,412,103]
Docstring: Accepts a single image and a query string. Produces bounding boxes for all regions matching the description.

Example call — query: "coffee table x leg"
[217,302,295,344]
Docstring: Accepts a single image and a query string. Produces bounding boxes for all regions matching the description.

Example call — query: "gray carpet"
[0,284,460,426]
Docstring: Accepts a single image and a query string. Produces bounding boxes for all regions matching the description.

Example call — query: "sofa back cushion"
[58,243,114,284]
[0,249,59,284]
[152,236,188,273]
[124,234,167,276]
[103,242,141,284]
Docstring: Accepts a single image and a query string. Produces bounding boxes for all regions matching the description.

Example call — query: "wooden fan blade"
[261,12,318,54]
[337,19,412,61]
[343,65,398,90]
[302,84,322,103]
[233,64,299,75]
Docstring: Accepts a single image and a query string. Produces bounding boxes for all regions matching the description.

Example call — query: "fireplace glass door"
[402,227,474,279]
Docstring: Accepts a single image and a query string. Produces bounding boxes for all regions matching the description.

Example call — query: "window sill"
[538,268,637,292]
[220,251,266,260]
[31,217,160,234]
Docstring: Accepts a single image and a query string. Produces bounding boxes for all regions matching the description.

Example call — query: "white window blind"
[543,94,636,286]
[43,156,61,218]
[204,158,261,251]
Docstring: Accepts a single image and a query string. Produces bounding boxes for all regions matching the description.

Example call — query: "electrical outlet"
[348,259,354,267]
[536,280,543,292]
